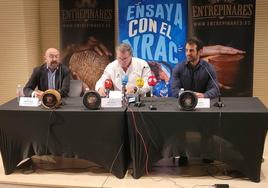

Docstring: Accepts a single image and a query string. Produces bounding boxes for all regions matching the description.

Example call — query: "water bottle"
[179,88,184,97]
[16,84,22,103]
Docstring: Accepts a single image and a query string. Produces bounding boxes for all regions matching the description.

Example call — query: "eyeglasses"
[49,54,60,59]
[117,55,131,62]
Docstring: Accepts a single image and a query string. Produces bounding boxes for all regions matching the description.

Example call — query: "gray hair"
[116,43,133,56]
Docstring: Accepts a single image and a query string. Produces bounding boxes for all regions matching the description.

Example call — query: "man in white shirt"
[95,43,151,97]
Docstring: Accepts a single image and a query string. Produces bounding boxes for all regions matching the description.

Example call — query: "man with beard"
[171,37,219,166]
[23,48,70,99]
[171,37,219,98]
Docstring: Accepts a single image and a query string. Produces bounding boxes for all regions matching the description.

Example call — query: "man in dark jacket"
[171,37,219,98]
[171,37,219,166]
[23,48,70,98]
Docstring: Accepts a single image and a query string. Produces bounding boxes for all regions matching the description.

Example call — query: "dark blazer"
[23,63,70,97]
[171,59,219,98]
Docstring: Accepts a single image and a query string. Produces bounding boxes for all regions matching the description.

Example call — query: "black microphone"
[200,63,224,108]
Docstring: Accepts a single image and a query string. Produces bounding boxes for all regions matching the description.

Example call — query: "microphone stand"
[150,86,153,97]
[214,95,224,107]
[134,88,144,107]
[121,75,128,106]
[201,63,224,108]
[122,84,128,106]
[105,89,110,98]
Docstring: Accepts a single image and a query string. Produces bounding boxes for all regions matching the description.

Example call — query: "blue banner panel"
[118,0,188,96]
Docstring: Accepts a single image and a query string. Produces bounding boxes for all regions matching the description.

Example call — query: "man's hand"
[98,87,107,97]
[195,92,204,98]
[126,86,137,95]
[35,90,44,99]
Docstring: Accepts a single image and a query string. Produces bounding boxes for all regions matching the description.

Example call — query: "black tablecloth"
[0,97,129,178]
[127,97,268,182]
[1,97,267,182]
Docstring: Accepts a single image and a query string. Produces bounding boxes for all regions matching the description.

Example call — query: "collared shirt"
[95,57,151,94]
[171,59,219,98]
[47,68,57,89]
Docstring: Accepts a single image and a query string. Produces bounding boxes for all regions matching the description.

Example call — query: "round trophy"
[178,90,198,111]
[83,90,101,110]
[41,89,61,109]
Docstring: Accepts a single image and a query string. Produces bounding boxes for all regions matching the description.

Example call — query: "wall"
[0,0,40,104]
[254,1,268,106]
[0,0,267,106]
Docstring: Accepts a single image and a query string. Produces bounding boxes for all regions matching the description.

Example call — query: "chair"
[68,79,83,97]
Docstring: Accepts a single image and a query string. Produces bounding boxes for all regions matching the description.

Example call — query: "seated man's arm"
[171,65,182,98]
[23,67,39,97]
[95,64,112,97]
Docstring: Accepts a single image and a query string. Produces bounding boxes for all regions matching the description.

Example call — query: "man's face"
[186,43,200,64]
[45,48,60,70]
[117,51,132,69]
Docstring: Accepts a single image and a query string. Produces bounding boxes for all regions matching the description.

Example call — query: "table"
[0,97,129,178]
[127,97,268,182]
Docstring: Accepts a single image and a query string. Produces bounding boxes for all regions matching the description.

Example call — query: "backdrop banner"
[59,0,255,97]
[189,0,255,96]
[60,0,115,90]
[118,0,188,97]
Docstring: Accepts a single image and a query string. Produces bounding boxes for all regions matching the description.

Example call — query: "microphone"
[141,66,148,77]
[135,77,145,107]
[104,79,113,98]
[147,75,157,97]
[121,74,128,98]
[200,63,224,107]
[136,77,144,89]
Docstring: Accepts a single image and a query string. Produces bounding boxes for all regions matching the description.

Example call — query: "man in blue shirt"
[171,37,219,166]
[171,37,219,98]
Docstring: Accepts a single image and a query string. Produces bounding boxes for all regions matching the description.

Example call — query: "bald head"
[45,48,59,56]
[44,48,60,70]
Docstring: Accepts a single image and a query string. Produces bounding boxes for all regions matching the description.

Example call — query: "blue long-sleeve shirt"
[171,59,219,98]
